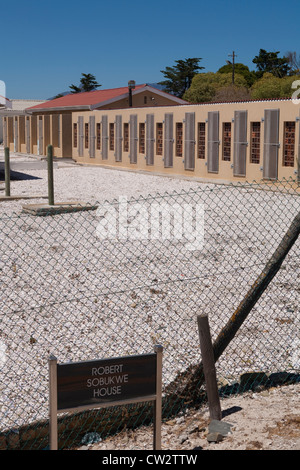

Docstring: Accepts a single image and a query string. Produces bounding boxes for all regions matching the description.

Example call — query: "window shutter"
[207,111,219,173]
[184,112,195,170]
[115,115,122,162]
[38,118,43,155]
[102,115,108,160]
[14,118,19,153]
[57,115,61,149]
[164,113,174,168]
[298,115,300,183]
[26,118,30,153]
[3,118,7,148]
[263,109,279,180]
[233,110,248,177]
[130,114,138,164]
[89,115,96,158]
[44,115,50,149]
[78,116,84,157]
[146,114,155,165]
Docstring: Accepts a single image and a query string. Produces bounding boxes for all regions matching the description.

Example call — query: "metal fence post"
[4,147,10,197]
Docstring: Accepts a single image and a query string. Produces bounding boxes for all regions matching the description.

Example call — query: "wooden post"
[4,147,10,197]
[49,355,58,450]
[47,145,54,205]
[212,210,300,363]
[197,315,222,420]
[171,210,300,400]
[154,344,163,450]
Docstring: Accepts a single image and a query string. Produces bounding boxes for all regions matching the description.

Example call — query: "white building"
[0,99,47,144]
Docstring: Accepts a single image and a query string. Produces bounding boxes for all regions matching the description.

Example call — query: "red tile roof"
[27,84,149,111]
[26,84,188,112]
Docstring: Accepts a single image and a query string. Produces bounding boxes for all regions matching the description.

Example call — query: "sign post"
[49,345,163,450]
[49,355,58,451]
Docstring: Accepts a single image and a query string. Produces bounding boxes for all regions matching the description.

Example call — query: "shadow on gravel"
[0,169,42,181]
[218,371,300,399]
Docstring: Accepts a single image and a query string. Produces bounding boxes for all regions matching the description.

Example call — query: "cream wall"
[72,100,300,183]
[2,99,300,184]
[3,112,72,158]
[99,90,184,110]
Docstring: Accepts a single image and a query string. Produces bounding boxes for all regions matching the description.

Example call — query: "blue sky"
[2,0,300,99]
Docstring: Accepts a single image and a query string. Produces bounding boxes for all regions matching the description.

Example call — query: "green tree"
[285,51,300,75]
[70,73,101,94]
[252,49,291,78]
[214,84,250,102]
[183,72,248,103]
[217,63,257,87]
[280,75,298,96]
[250,73,296,99]
[159,58,204,98]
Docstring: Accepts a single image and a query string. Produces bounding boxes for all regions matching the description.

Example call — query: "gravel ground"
[0,150,299,449]
[85,383,300,451]
[0,151,206,212]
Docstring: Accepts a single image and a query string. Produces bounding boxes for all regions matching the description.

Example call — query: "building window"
[73,123,77,148]
[250,122,260,164]
[97,123,101,150]
[222,122,231,161]
[109,123,114,151]
[175,123,183,157]
[124,123,129,151]
[85,123,89,148]
[139,122,145,153]
[283,121,295,167]
[144,96,147,105]
[197,122,205,159]
[156,123,163,155]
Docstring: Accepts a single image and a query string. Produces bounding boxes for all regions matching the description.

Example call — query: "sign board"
[57,353,157,410]
[49,345,163,450]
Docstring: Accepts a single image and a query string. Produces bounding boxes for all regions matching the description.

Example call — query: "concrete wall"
[2,111,72,158]
[71,99,300,183]
[2,99,300,184]
[99,89,185,110]
[0,100,47,143]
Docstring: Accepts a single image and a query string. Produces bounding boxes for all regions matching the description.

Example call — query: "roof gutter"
[0,109,29,116]
[26,104,92,114]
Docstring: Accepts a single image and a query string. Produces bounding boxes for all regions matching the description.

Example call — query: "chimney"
[128,80,136,107]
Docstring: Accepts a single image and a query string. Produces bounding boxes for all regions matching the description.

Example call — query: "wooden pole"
[197,315,222,420]
[153,344,163,450]
[49,355,58,450]
[47,145,54,206]
[4,147,10,197]
[212,210,300,364]
[167,210,300,400]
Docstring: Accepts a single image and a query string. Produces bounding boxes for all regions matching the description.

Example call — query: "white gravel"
[0,152,299,439]
[88,383,300,451]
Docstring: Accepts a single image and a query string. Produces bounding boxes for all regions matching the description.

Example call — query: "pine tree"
[159,58,204,98]
[69,73,101,94]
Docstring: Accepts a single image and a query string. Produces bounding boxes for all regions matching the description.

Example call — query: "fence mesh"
[0,178,299,449]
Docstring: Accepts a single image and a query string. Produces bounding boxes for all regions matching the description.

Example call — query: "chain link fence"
[0,178,299,449]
